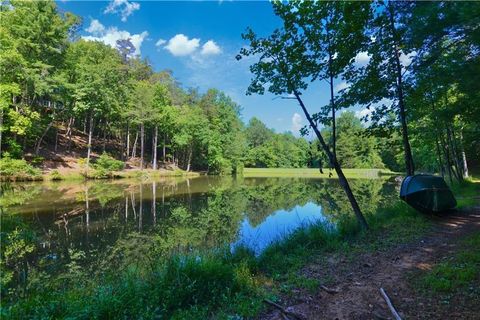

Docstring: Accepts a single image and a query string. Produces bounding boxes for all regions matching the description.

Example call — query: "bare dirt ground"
[263,208,480,320]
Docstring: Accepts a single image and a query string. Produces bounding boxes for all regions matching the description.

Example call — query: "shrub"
[0,155,41,180]
[92,153,124,178]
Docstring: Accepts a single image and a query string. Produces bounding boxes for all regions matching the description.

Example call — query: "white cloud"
[400,51,417,68]
[291,113,303,132]
[85,19,105,35]
[201,40,222,56]
[164,34,200,56]
[355,107,373,120]
[83,23,148,56]
[155,39,166,47]
[104,0,140,22]
[334,81,350,93]
[354,51,370,66]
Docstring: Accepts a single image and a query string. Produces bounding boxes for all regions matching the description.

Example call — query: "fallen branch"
[320,285,340,294]
[380,288,402,320]
[263,299,306,320]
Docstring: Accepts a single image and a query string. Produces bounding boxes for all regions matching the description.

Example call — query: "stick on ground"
[263,299,306,320]
[380,287,402,320]
[320,285,340,294]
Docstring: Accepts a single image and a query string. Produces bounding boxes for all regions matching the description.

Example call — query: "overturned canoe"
[400,174,457,213]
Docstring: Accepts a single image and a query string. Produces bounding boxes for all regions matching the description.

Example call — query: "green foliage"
[93,152,125,178]
[0,155,40,180]
[2,249,264,319]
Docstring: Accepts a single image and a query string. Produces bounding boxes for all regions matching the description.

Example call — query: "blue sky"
[57,0,364,136]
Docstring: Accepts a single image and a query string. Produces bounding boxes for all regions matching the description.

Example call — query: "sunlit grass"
[243,167,397,179]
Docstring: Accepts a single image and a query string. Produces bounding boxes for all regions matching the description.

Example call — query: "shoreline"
[3,178,478,319]
[1,167,398,183]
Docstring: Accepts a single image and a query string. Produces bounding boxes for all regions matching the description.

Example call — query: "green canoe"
[400,174,457,213]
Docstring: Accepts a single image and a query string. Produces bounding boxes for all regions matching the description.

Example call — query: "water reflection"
[236,202,330,254]
[1,176,397,280]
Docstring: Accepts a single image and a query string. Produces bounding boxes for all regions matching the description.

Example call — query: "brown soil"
[26,123,176,174]
[262,208,480,320]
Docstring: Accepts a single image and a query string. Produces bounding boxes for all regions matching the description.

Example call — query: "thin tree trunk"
[54,127,59,153]
[83,115,87,134]
[131,130,138,159]
[439,130,453,184]
[294,91,368,230]
[126,123,130,160]
[140,123,144,170]
[163,134,166,163]
[152,126,158,170]
[389,4,415,176]
[326,26,336,161]
[102,120,108,153]
[186,146,192,172]
[66,117,74,152]
[449,124,464,179]
[459,129,469,178]
[35,118,54,155]
[445,124,461,181]
[86,115,94,169]
[435,138,445,177]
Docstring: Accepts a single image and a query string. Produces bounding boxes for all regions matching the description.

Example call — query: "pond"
[1,175,398,279]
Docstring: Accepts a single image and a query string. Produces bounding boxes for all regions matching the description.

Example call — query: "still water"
[1,176,398,270]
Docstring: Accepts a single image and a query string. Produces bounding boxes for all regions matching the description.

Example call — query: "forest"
[1,0,477,180]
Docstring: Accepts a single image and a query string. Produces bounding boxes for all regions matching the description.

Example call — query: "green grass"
[243,167,396,179]
[450,178,480,208]
[415,232,480,294]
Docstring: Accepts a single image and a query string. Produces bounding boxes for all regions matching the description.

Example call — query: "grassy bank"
[243,167,397,179]
[2,179,477,319]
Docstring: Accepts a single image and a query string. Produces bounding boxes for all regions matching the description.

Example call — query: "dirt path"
[263,208,480,320]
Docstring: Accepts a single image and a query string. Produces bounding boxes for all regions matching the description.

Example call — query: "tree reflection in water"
[0,176,397,293]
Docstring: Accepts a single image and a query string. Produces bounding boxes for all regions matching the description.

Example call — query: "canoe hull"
[400,174,456,213]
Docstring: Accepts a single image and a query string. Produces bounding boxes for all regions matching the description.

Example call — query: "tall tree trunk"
[35,118,54,155]
[86,115,94,169]
[83,114,87,134]
[186,146,192,172]
[163,134,166,163]
[449,124,465,179]
[102,120,108,153]
[125,122,130,160]
[131,130,138,159]
[66,117,74,153]
[140,122,144,170]
[446,125,462,182]
[389,4,415,176]
[459,129,469,178]
[294,91,368,230]
[54,127,59,153]
[439,130,453,184]
[326,26,336,161]
[152,126,158,170]
[435,138,445,177]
